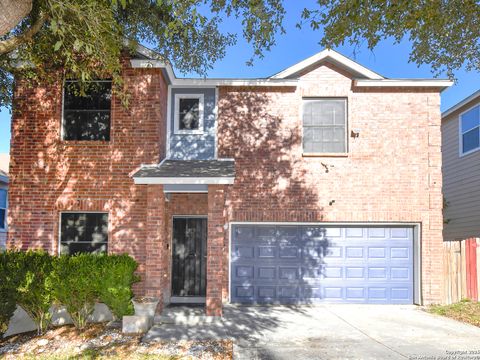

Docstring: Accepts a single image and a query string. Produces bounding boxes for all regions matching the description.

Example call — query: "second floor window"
[460,104,480,155]
[302,98,347,154]
[174,94,204,134]
[62,80,112,141]
[0,189,6,230]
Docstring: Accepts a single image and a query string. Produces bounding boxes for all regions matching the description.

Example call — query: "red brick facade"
[217,63,443,304]
[8,57,444,315]
[8,62,168,294]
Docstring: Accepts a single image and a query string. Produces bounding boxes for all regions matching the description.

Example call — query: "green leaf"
[54,40,63,52]
[50,19,58,32]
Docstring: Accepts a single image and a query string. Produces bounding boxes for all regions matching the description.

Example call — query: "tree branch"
[0,12,48,55]
[0,0,32,36]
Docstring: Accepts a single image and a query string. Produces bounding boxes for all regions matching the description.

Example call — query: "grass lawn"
[428,299,480,327]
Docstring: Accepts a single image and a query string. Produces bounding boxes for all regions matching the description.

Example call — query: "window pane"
[0,209,5,229]
[64,82,112,110]
[63,111,110,141]
[0,189,6,208]
[60,242,107,256]
[461,106,480,133]
[303,102,313,126]
[323,127,334,141]
[60,213,108,254]
[463,127,480,153]
[179,98,200,130]
[334,127,345,142]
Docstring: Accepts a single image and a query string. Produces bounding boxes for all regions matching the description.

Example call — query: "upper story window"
[460,104,480,155]
[302,98,347,154]
[60,212,108,255]
[62,80,112,141]
[174,94,204,134]
[0,189,6,230]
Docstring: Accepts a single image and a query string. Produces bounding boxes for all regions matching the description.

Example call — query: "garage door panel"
[345,228,364,238]
[231,225,414,304]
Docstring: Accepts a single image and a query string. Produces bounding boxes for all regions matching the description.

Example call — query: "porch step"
[154,306,223,326]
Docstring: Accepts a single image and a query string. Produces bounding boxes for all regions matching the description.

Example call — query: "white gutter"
[133,177,235,185]
[354,79,453,89]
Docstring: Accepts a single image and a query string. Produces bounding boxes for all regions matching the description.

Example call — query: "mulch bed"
[0,323,233,359]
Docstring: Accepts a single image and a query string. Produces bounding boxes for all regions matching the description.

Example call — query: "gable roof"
[270,49,384,80]
[132,43,298,87]
[132,44,452,90]
[132,159,235,185]
[442,90,480,119]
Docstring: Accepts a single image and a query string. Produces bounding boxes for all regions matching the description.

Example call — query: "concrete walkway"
[144,305,480,359]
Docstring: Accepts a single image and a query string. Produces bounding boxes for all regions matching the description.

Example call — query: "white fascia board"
[133,177,235,185]
[354,79,453,89]
[442,90,480,119]
[271,49,384,80]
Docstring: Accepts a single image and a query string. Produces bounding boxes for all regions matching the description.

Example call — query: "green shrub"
[97,254,140,320]
[16,251,54,335]
[0,251,140,333]
[0,251,24,337]
[50,254,102,329]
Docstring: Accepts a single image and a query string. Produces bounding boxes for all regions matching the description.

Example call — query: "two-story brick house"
[8,45,452,315]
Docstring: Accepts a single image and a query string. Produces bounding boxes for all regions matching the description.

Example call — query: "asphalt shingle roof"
[132,159,235,179]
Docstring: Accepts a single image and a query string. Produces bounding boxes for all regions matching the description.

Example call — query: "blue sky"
[0,1,479,154]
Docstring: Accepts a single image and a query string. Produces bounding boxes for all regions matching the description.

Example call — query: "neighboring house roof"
[0,169,8,184]
[132,159,235,185]
[133,44,453,90]
[442,89,480,119]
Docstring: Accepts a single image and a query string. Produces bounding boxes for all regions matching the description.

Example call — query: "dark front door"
[172,217,207,299]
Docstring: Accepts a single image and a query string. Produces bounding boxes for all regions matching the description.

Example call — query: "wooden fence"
[443,238,480,304]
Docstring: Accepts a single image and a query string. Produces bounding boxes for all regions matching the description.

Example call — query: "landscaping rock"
[37,339,48,347]
[122,315,152,334]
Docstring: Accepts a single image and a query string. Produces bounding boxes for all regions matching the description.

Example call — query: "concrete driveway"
[145,305,480,359]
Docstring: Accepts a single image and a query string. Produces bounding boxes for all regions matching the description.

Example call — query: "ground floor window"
[0,189,6,230]
[60,212,108,255]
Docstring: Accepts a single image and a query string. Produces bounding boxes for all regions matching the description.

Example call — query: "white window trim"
[173,93,205,135]
[458,104,480,157]
[58,211,109,255]
[61,80,112,141]
[301,98,348,155]
[0,188,7,232]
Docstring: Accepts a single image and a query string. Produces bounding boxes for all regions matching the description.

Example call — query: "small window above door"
[174,94,204,134]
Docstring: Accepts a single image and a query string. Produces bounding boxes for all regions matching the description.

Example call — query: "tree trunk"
[0,0,32,36]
